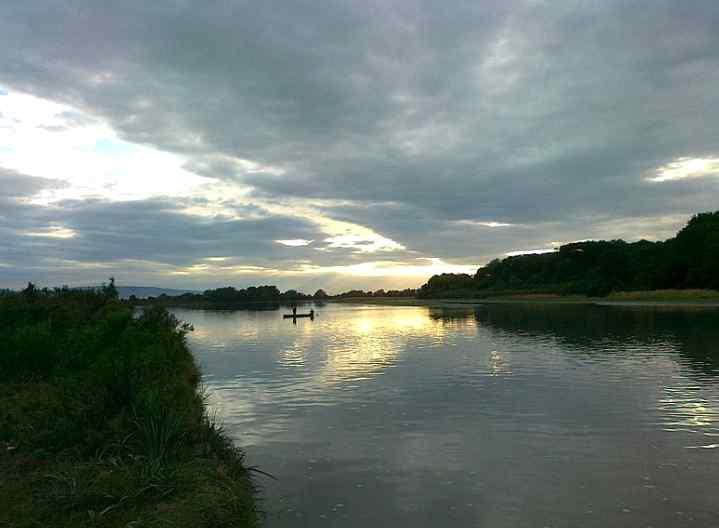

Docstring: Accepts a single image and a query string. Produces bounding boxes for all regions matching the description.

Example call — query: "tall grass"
[0,289,259,527]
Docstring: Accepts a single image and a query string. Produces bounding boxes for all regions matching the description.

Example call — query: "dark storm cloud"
[1,0,719,285]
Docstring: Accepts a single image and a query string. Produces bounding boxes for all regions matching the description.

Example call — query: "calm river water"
[176,302,719,527]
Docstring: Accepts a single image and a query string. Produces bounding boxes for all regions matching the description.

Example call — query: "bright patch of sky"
[505,248,558,257]
[0,90,210,202]
[25,226,77,239]
[275,239,313,247]
[648,157,719,183]
[261,201,407,255]
[323,233,404,253]
[304,258,476,278]
[456,220,514,228]
[0,89,411,258]
[168,257,476,281]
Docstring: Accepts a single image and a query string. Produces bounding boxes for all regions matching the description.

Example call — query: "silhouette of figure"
[309,309,315,319]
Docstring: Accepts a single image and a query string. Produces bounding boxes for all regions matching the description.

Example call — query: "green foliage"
[132,283,418,307]
[419,211,719,298]
[137,284,314,308]
[313,289,329,299]
[0,289,258,527]
[203,285,284,303]
[333,288,417,298]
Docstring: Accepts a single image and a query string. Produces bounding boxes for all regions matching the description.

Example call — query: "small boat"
[283,311,315,319]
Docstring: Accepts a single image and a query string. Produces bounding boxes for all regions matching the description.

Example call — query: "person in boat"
[292,305,297,317]
[309,309,315,318]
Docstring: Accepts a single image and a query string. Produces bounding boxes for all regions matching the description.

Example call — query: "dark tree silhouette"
[103,277,119,299]
[419,211,719,298]
[313,289,329,299]
[22,282,37,298]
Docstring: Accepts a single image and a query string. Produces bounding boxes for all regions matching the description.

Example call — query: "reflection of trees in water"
[183,301,322,311]
[427,307,477,325]
[232,302,280,311]
[455,303,719,376]
[425,303,719,375]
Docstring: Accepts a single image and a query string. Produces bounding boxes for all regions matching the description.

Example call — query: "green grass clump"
[0,287,259,527]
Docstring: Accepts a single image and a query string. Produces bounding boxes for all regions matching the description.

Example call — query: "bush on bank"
[0,285,259,527]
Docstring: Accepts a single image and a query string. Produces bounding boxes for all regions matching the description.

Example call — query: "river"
[176,302,719,527]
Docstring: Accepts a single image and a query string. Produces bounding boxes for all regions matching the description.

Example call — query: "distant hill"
[419,211,719,298]
[117,286,199,299]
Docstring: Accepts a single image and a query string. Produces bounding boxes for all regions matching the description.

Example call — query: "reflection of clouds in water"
[278,325,316,368]
[321,309,447,382]
[656,355,719,448]
[387,431,468,513]
[275,308,457,383]
[323,330,400,382]
[202,386,285,447]
[392,432,465,472]
[189,326,210,339]
[192,324,261,341]
[182,309,264,343]
[193,305,460,445]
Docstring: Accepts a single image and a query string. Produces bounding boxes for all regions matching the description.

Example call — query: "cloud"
[25,226,77,239]
[505,248,557,257]
[647,157,719,182]
[0,167,66,199]
[275,239,313,247]
[0,195,326,284]
[0,92,210,202]
[1,1,719,288]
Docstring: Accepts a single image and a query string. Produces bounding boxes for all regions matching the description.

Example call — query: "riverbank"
[332,289,719,307]
[0,289,259,527]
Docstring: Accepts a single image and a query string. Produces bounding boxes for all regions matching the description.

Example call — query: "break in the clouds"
[1,1,719,291]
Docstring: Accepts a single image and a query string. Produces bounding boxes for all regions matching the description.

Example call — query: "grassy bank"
[604,289,719,302]
[475,289,719,304]
[0,288,259,527]
[332,295,589,306]
[335,289,719,306]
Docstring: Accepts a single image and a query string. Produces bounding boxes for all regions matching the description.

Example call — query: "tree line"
[419,211,719,298]
[331,288,418,299]
[132,285,417,306]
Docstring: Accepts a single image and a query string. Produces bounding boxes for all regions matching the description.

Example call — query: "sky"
[1,1,719,293]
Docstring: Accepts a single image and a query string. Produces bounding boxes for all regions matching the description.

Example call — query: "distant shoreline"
[126,289,719,309]
[331,290,719,308]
